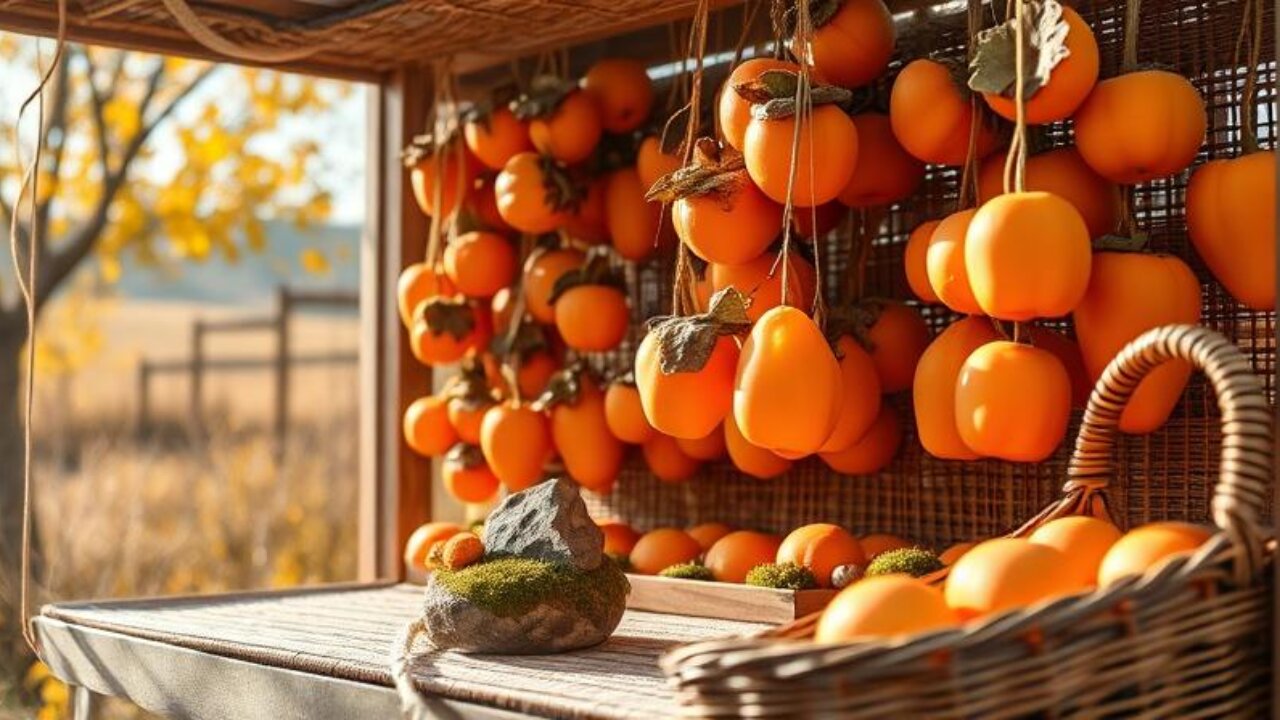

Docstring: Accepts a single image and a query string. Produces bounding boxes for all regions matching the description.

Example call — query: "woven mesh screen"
[572,0,1276,548]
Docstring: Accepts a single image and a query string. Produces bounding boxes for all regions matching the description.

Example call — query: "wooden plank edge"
[626,574,836,624]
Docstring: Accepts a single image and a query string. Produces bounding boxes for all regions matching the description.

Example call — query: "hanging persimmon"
[517,350,561,400]
[522,246,586,324]
[495,152,574,234]
[1187,150,1276,311]
[977,147,1120,240]
[637,134,683,190]
[410,297,493,366]
[724,412,792,480]
[1026,326,1092,409]
[582,58,655,134]
[964,191,1092,320]
[954,341,1071,462]
[635,288,748,439]
[734,305,843,457]
[1073,71,1206,184]
[890,59,1000,166]
[903,220,940,304]
[604,167,663,262]
[818,404,902,475]
[443,231,517,299]
[718,58,800,152]
[926,209,983,315]
[863,300,931,394]
[790,201,844,239]
[404,135,481,219]
[563,175,610,245]
[514,77,603,165]
[974,4,1099,124]
[490,287,515,336]
[648,138,782,266]
[709,251,816,323]
[540,366,625,492]
[739,70,859,207]
[403,394,457,457]
[441,444,501,504]
[912,316,1000,460]
[642,433,702,483]
[818,335,882,453]
[1072,251,1201,434]
[550,248,631,352]
[604,376,656,444]
[838,113,925,208]
[446,358,497,444]
[676,426,727,461]
[463,105,533,172]
[793,0,895,89]
[465,174,514,233]
[397,262,455,328]
[479,400,552,492]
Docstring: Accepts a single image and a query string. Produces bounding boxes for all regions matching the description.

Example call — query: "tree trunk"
[0,324,36,686]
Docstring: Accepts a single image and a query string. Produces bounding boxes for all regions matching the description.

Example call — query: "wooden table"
[35,582,770,719]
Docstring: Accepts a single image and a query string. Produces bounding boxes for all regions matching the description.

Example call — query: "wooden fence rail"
[136,287,359,450]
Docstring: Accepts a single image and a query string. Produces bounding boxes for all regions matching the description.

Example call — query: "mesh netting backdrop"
[558,0,1276,548]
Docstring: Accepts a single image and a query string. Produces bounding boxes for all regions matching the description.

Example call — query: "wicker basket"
[662,324,1275,718]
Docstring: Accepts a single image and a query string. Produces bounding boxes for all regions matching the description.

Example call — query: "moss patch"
[865,547,943,578]
[659,562,714,581]
[745,562,818,590]
[434,556,629,619]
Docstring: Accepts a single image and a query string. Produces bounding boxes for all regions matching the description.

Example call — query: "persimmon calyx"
[400,131,462,169]
[645,287,752,374]
[547,246,627,304]
[777,0,843,35]
[417,297,477,340]
[445,442,487,469]
[537,155,585,213]
[490,318,549,361]
[447,357,495,410]
[735,70,854,120]
[645,138,747,203]
[534,363,592,411]
[1093,233,1150,252]
[968,0,1071,100]
[509,75,577,120]
[461,86,520,129]
[825,299,885,352]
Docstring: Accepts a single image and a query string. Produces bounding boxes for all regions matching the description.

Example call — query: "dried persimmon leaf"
[968,0,1071,99]
[647,287,752,374]
[420,298,476,341]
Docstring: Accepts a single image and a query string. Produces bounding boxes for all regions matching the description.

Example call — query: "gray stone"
[419,568,627,654]
[483,478,604,570]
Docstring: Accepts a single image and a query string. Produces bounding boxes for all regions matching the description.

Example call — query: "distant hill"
[111,220,361,307]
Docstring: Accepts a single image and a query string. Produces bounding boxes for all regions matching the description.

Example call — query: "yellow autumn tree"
[0,34,343,682]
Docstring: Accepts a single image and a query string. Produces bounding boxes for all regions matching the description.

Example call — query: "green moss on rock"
[745,562,818,590]
[434,556,629,619]
[865,547,944,578]
[659,562,714,581]
[607,552,632,571]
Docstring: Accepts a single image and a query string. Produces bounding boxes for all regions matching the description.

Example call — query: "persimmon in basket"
[403,394,457,457]
[795,0,895,89]
[890,59,1000,166]
[582,58,654,134]
[734,305,843,457]
[630,528,702,575]
[945,538,1090,620]
[463,106,533,172]
[1097,522,1213,587]
[479,400,552,492]
[954,341,1071,462]
[816,575,957,642]
[1186,149,1276,311]
[913,316,1001,460]
[777,524,866,589]
[543,368,624,493]
[1073,251,1201,434]
[724,412,793,480]
[705,531,783,584]
[1028,516,1121,589]
[979,6,1099,124]
[964,191,1092,320]
[443,231,517,299]
[1073,70,1206,184]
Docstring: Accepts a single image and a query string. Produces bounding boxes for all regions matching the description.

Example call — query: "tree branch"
[35,62,219,312]
[81,47,111,180]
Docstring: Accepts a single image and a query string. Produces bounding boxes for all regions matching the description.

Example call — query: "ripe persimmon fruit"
[403,395,457,457]
[672,163,782,266]
[597,519,641,557]
[1074,70,1206,184]
[404,522,466,572]
[865,301,931,393]
[563,176,610,245]
[945,538,1089,620]
[1029,516,1122,589]
[744,104,859,207]
[642,433,702,483]
[904,220,941,304]
[799,0,895,89]
[630,528,702,575]
[718,58,800,151]
[495,152,571,234]
[1186,150,1276,311]
[635,327,739,440]
[442,445,501,504]
[819,404,903,475]
[687,522,734,551]
[604,167,663,262]
[528,89,603,165]
[838,113,924,207]
[816,575,957,641]
[546,372,624,492]
[1097,522,1212,587]
[397,262,455,328]
[890,59,999,165]
[479,401,552,492]
[409,143,480,218]
[705,531,783,583]
[523,247,586,324]
[582,58,654,133]
[604,380,655,444]
[709,251,816,323]
[555,284,630,352]
[410,299,492,366]
[724,412,793,480]
[777,524,866,588]
[676,426,728,461]
[443,231,517,299]
[464,106,533,171]
[819,336,882,453]
[913,316,1000,460]
[637,135,682,190]
[926,209,983,315]
[954,341,1072,462]
[982,6,1099,124]
[977,147,1120,240]
[1026,326,1092,409]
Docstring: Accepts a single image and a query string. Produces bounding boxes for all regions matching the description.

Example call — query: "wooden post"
[357,67,433,581]
[275,287,292,456]
[136,360,150,438]
[190,319,204,436]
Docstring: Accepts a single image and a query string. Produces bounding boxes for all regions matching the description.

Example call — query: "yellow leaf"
[99,255,122,284]
[244,218,266,252]
[103,96,141,140]
[24,661,50,690]
[300,248,330,276]
[40,678,68,706]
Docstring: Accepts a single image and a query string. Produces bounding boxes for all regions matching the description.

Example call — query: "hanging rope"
[772,0,819,314]
[160,0,323,63]
[957,0,983,209]
[1231,0,1265,154]
[9,0,68,658]
[669,0,711,317]
[1001,0,1029,196]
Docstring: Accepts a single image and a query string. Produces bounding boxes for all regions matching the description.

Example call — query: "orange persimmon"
[977,147,1121,239]
[443,231,517,299]
[630,528,703,575]
[604,381,656,444]
[819,335,882,453]
[464,107,533,171]
[676,427,728,461]
[523,247,585,324]
[1026,326,1092,409]
[641,433,702,483]
[890,59,1000,165]
[719,58,800,151]
[528,90,602,165]
[397,262,456,327]
[838,113,924,207]
[635,329,739,440]
[479,401,552,492]
[954,341,1071,462]
[548,374,624,492]
[495,152,571,234]
[705,531,783,583]
[903,220,940,303]
[442,448,501,504]
[819,404,902,475]
[1186,150,1276,310]
[983,6,1099,124]
[816,575,957,641]
[945,538,1088,620]
[582,58,655,133]
[403,395,457,457]
[637,135,682,190]
[555,285,630,352]
[709,251,816,323]
[926,209,983,315]
[673,169,782,265]
[604,167,663,262]
[799,0,895,89]
[866,301,931,393]
[724,412,793,480]
[688,522,735,551]
[777,524,866,588]
[744,104,859,207]
[913,316,1000,460]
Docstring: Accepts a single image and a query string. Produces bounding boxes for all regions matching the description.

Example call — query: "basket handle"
[1063,324,1273,585]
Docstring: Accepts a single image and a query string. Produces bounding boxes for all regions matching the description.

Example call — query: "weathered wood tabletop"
[35,582,771,719]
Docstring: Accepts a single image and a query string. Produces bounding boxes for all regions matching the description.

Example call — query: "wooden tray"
[625,574,836,624]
